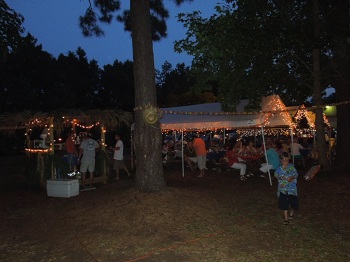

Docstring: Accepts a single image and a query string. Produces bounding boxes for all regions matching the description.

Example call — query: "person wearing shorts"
[112,134,131,180]
[78,133,100,188]
[193,136,207,178]
[274,152,299,225]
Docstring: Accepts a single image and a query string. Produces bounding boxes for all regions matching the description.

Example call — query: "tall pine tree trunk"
[313,0,330,171]
[332,0,350,170]
[130,0,166,192]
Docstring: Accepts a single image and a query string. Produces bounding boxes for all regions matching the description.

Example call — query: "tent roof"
[286,104,333,128]
[0,109,133,134]
[286,105,316,128]
[160,95,292,130]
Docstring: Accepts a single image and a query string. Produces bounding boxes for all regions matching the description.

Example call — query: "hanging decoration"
[143,107,160,125]
[292,104,331,137]
[75,122,100,129]
[237,128,291,137]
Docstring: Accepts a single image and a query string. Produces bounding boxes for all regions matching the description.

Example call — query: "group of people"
[67,131,299,225]
[181,135,299,225]
[180,137,279,180]
[65,132,130,189]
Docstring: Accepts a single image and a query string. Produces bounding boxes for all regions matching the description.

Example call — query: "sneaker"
[240,176,247,181]
[259,174,266,178]
[246,172,254,177]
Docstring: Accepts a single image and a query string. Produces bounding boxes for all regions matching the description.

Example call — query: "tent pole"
[181,129,185,177]
[291,129,294,165]
[223,129,226,147]
[254,128,257,147]
[261,125,272,186]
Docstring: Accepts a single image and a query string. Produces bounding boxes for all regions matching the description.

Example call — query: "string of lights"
[135,100,350,116]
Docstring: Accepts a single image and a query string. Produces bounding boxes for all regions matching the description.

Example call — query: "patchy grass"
[1,155,350,261]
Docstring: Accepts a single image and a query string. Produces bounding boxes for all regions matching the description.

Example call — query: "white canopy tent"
[159,95,293,184]
[161,95,292,130]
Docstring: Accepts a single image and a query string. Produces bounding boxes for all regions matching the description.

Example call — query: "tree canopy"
[174,0,338,109]
[0,0,24,61]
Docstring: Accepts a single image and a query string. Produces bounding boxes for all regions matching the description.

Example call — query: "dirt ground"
[1,155,350,262]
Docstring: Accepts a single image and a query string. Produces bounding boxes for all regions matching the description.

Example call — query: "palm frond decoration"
[0,109,133,135]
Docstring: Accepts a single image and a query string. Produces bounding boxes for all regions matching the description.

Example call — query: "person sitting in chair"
[226,143,248,181]
[259,142,280,178]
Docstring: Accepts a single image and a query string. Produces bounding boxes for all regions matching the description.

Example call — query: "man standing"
[193,135,207,178]
[112,134,131,179]
[78,133,100,188]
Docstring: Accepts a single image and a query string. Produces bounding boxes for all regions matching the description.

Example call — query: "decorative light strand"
[75,122,100,129]
[25,148,50,153]
[141,100,350,116]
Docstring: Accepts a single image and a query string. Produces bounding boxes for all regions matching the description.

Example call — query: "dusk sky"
[7,0,221,70]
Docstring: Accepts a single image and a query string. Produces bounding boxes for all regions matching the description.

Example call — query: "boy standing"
[274,152,299,225]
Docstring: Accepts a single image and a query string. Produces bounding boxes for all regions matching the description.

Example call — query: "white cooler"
[47,179,79,198]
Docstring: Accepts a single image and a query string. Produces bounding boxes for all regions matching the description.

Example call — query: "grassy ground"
[0,155,349,261]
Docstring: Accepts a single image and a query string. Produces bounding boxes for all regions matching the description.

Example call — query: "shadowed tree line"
[0,33,212,113]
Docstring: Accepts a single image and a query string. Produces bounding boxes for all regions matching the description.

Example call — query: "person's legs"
[289,195,299,218]
[113,159,121,179]
[231,162,247,181]
[259,163,269,173]
[289,209,294,218]
[89,172,93,187]
[283,210,289,222]
[199,168,205,177]
[197,167,205,178]
[196,155,206,177]
[231,162,246,176]
[189,157,197,170]
[86,160,95,187]
[80,160,88,188]
[82,172,86,188]
[115,168,120,179]
[122,160,131,177]
[259,163,273,178]
[278,193,290,225]
[123,166,131,177]
[185,157,194,170]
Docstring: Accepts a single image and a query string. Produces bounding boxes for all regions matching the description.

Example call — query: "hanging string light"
[25,148,50,153]
[75,122,100,129]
